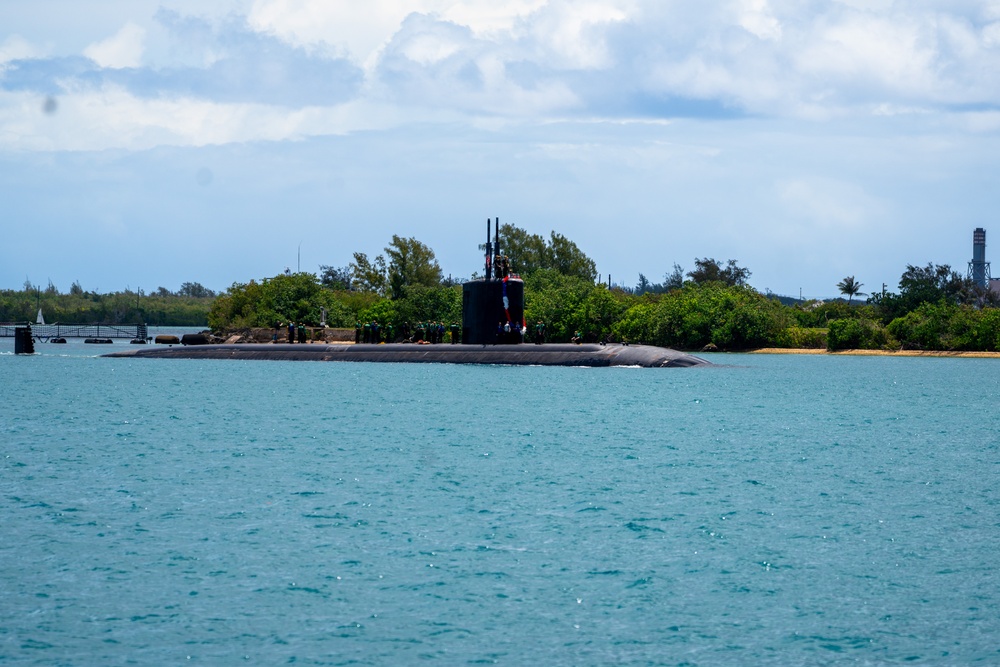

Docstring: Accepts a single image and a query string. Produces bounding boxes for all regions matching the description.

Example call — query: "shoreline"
[746,348,1000,358]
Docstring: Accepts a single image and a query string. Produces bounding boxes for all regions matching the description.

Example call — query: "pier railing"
[0,323,148,340]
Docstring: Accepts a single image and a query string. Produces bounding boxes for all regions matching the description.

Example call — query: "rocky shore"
[215,327,355,344]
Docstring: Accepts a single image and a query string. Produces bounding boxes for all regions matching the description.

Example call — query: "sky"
[2,1,999,300]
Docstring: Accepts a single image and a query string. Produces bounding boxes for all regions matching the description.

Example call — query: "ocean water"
[2,338,999,666]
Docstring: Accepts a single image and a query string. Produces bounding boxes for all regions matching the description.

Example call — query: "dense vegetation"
[11,228,1000,352]
[1,281,216,326]
[202,226,1000,352]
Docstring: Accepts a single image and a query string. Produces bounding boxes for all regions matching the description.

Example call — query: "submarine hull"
[103,343,709,368]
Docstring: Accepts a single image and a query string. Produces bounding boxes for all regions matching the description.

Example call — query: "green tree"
[962,308,1000,351]
[208,272,339,330]
[779,326,828,349]
[178,281,216,298]
[655,283,786,350]
[349,252,388,295]
[582,285,628,341]
[0,284,213,326]
[686,258,751,287]
[392,284,462,326]
[547,232,597,281]
[791,300,859,327]
[664,263,685,291]
[836,276,864,304]
[899,264,968,304]
[487,224,597,281]
[523,269,596,342]
[384,235,442,299]
[827,317,894,350]
[872,263,976,321]
[357,298,397,329]
[319,265,353,290]
[887,301,959,350]
[612,300,659,344]
[493,225,548,277]
[634,263,685,295]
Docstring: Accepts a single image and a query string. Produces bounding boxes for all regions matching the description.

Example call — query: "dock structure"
[0,323,148,341]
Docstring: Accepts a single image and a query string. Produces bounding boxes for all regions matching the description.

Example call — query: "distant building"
[968,227,991,288]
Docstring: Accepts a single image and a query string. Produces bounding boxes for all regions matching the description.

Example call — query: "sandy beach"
[748,348,1000,358]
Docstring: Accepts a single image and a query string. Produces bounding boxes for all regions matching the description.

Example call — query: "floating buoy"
[130,338,147,344]
[84,338,113,344]
[50,337,67,344]
[154,335,180,345]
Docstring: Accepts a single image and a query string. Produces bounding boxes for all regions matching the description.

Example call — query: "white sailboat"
[36,307,45,325]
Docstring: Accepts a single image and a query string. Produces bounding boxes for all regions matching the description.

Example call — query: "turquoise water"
[2,340,999,665]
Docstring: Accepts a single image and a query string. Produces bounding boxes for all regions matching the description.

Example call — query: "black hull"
[103,343,709,368]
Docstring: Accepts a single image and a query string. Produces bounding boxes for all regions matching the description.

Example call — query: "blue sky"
[2,1,999,299]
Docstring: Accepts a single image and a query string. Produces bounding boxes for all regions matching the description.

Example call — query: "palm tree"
[837,276,865,305]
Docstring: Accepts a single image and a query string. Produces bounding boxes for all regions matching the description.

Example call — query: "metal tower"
[968,227,991,288]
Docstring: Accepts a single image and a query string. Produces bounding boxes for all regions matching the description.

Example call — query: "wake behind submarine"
[105,219,709,368]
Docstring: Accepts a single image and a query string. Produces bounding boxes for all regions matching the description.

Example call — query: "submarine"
[103,341,707,367]
[105,219,709,368]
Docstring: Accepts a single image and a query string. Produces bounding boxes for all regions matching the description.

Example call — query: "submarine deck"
[103,343,709,367]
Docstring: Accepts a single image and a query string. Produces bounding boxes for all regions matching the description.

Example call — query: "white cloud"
[635,2,1000,116]
[735,0,782,41]
[976,21,1000,67]
[248,0,395,64]
[247,0,633,75]
[519,1,631,70]
[4,1,1000,154]
[440,0,549,36]
[0,35,45,65]
[795,15,935,97]
[398,27,464,66]
[372,13,582,117]
[83,22,146,69]
[247,0,550,64]
[0,86,411,152]
[871,103,932,117]
[833,0,893,11]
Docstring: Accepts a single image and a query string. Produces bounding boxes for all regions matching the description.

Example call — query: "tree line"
[1,281,216,326]
[207,224,1000,352]
[10,227,1000,352]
